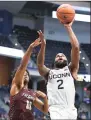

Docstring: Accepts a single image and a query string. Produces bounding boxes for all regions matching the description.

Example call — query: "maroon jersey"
[9,88,36,120]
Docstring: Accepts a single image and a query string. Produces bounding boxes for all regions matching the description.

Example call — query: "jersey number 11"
[26,100,32,110]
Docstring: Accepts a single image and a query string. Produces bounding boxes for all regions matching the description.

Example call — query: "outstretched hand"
[30,38,41,48]
[37,30,46,46]
[64,18,75,27]
[36,91,46,98]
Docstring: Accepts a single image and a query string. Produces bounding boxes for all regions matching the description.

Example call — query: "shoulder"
[10,83,24,96]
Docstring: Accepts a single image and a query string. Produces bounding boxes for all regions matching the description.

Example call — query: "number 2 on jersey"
[26,100,32,110]
[57,80,64,89]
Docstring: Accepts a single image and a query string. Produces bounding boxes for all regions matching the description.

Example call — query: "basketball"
[56,4,75,24]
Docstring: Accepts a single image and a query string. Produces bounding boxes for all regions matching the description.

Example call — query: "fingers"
[36,91,41,97]
[37,30,46,45]
[37,30,44,37]
[68,19,74,26]
[36,91,46,98]
[37,31,40,35]
[35,38,40,43]
[36,91,41,94]
[37,30,42,34]
[64,19,74,27]
[34,39,41,47]
[36,91,42,95]
[64,22,71,27]
[39,30,42,33]
[32,38,41,48]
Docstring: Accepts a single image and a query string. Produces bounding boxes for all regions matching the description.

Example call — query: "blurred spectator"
[81,112,87,119]
[3,96,10,106]
[75,93,81,110]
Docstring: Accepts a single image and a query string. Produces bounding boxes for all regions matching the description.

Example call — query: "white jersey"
[47,66,76,109]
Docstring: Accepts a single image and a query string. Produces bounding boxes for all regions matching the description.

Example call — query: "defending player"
[9,39,48,120]
[37,20,80,119]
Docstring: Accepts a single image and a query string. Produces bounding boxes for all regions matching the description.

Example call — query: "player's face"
[23,71,29,82]
[55,53,67,62]
[54,53,68,68]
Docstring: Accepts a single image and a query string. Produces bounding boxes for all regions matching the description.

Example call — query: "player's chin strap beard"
[54,60,68,68]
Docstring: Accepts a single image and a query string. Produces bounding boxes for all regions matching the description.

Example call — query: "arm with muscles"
[10,39,41,95]
[37,30,50,78]
[64,21,80,80]
[33,91,48,114]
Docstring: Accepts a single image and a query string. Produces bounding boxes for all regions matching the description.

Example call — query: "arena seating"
[13,25,88,74]
[0,25,89,74]
[0,35,14,48]
[0,86,10,119]
[81,44,91,61]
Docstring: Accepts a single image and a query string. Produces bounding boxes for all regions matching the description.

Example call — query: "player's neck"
[24,84,28,89]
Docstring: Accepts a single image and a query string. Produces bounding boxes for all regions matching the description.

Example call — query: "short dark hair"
[11,68,31,81]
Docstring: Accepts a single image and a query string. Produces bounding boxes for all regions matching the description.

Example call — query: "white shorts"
[49,106,77,119]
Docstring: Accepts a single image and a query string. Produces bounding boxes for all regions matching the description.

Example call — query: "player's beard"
[54,60,68,68]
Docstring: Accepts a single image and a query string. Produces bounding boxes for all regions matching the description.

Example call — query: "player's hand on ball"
[36,91,46,98]
[64,18,74,27]
[37,30,46,46]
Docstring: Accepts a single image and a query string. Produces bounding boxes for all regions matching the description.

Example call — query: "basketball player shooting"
[9,39,48,120]
[37,20,80,119]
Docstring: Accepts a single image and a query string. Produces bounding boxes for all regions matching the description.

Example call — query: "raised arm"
[33,91,48,114]
[11,39,41,87]
[37,30,50,78]
[64,21,80,80]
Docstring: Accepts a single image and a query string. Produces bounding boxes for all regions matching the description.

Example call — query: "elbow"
[72,44,80,51]
[37,64,43,67]
[43,103,48,114]
[43,107,48,114]
[44,111,48,114]
[42,101,48,114]
[37,65,44,75]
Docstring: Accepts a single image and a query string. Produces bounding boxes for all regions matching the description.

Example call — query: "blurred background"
[0,1,90,120]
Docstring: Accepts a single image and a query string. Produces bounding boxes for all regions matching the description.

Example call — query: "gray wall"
[44,17,90,44]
